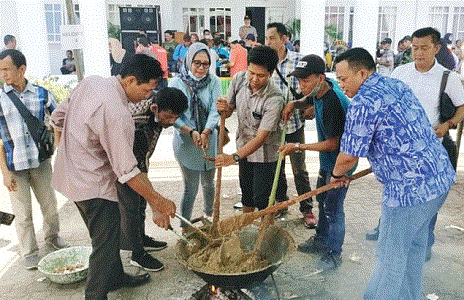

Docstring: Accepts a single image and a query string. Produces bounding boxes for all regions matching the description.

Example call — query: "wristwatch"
[232,153,241,162]
[294,143,302,153]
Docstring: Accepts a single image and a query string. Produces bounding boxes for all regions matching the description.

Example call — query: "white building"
[0,0,463,77]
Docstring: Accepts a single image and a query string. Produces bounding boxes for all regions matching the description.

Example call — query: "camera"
[0,211,15,225]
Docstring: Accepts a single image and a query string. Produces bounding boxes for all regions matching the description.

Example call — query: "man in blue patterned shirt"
[0,49,67,270]
[331,48,454,300]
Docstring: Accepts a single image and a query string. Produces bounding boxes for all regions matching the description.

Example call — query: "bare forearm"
[53,128,61,148]
[450,105,464,126]
[301,137,339,152]
[0,142,9,175]
[126,173,167,212]
[236,130,270,159]
[332,152,359,176]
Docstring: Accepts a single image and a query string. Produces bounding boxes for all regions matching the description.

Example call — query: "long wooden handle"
[267,125,287,208]
[210,114,226,236]
[251,167,372,220]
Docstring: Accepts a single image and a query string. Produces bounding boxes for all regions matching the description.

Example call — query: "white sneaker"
[24,254,39,270]
[233,201,243,209]
[46,236,69,250]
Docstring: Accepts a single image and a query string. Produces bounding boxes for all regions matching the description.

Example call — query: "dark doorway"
[246,7,266,45]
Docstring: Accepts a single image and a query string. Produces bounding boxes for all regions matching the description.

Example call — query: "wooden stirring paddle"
[217,168,373,236]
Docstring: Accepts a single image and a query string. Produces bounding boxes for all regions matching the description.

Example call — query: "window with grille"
[428,6,449,36]
[209,8,231,40]
[182,7,204,35]
[181,7,231,40]
[324,6,354,49]
[45,3,62,43]
[452,6,464,41]
[377,6,397,44]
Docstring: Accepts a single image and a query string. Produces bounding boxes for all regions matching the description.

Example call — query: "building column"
[0,1,20,46]
[352,0,379,58]
[79,0,110,77]
[16,0,50,77]
[299,0,325,57]
[231,4,245,42]
[159,0,173,37]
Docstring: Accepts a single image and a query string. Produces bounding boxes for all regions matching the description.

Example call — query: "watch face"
[233,154,240,162]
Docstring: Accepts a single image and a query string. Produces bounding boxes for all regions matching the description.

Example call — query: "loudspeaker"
[120,7,160,31]
[121,31,160,52]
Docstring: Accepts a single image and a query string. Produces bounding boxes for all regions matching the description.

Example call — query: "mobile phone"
[0,211,15,225]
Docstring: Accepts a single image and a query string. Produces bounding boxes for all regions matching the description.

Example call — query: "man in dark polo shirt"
[280,54,356,270]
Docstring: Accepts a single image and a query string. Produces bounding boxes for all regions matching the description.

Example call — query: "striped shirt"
[270,50,304,134]
[0,82,56,171]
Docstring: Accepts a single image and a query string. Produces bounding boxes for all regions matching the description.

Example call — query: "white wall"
[17,0,51,77]
[0,1,20,49]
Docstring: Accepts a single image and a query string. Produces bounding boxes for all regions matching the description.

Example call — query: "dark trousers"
[315,169,348,254]
[427,134,457,252]
[276,125,313,211]
[116,182,147,256]
[239,159,282,210]
[75,199,124,300]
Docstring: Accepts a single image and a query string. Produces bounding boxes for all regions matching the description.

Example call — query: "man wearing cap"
[239,15,258,42]
[376,38,394,76]
[279,54,355,270]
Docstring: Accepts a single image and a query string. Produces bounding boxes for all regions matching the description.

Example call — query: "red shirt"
[229,44,248,77]
[150,45,169,78]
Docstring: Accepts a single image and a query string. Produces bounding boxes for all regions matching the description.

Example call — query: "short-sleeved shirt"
[391,60,464,127]
[227,71,284,162]
[229,44,248,77]
[0,82,56,171]
[340,73,455,207]
[314,79,351,173]
[239,25,258,41]
[51,76,140,202]
[270,50,304,134]
[377,49,394,77]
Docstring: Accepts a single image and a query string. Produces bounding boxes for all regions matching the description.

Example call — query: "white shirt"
[391,60,464,127]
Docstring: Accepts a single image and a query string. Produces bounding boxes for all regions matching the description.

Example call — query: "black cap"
[288,54,325,78]
[381,37,392,44]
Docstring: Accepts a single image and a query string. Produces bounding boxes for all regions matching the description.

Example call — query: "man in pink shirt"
[226,40,248,77]
[51,54,175,300]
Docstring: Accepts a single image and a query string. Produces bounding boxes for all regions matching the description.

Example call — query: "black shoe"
[366,226,380,241]
[130,252,164,272]
[425,248,432,262]
[274,207,289,219]
[317,251,342,271]
[297,236,326,254]
[143,235,167,251]
[109,273,150,291]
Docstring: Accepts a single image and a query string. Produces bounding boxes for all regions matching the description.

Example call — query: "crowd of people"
[376,32,464,77]
[0,20,463,300]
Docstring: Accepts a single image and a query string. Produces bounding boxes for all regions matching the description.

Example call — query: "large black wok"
[177,223,295,289]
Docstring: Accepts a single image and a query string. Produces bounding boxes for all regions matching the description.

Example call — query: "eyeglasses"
[192,60,210,68]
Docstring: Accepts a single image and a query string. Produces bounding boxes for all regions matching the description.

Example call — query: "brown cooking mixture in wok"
[186,232,269,273]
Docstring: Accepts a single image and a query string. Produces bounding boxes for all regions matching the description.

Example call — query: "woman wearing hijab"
[169,43,221,232]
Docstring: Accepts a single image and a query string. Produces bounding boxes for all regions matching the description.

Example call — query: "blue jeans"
[314,169,348,254]
[179,165,215,227]
[364,191,449,300]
